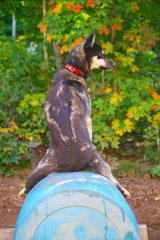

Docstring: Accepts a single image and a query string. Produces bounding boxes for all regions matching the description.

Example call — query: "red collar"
[65,64,84,76]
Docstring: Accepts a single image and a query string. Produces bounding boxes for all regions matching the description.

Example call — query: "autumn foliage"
[0,0,160,175]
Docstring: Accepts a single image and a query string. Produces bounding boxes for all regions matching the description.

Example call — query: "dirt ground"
[0,171,160,240]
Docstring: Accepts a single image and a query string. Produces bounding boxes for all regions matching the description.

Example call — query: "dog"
[20,33,130,198]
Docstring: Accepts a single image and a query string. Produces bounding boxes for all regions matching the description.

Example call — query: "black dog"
[21,34,130,198]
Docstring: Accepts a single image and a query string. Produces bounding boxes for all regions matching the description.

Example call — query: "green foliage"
[17,93,47,142]
[0,131,28,176]
[0,0,160,175]
[0,36,49,175]
[42,0,160,167]
[0,36,48,126]
[115,160,142,176]
[136,125,160,164]
[151,165,160,177]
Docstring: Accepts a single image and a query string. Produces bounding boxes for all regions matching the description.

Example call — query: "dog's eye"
[98,52,104,58]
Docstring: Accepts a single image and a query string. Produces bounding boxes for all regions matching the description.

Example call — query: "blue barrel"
[14,172,140,240]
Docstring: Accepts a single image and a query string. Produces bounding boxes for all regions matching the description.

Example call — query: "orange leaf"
[73,4,83,13]
[148,87,160,100]
[46,35,53,43]
[72,37,84,48]
[132,5,139,11]
[86,0,95,8]
[99,26,110,36]
[40,24,48,33]
[105,87,112,94]
[112,24,122,31]
[152,92,160,100]
[151,105,158,111]
[66,2,73,10]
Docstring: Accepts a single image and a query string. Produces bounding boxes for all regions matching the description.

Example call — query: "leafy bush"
[0,93,48,176]
[0,37,49,175]
[0,36,48,126]
[151,165,160,177]
[42,0,160,161]
[17,93,47,142]
[0,1,160,175]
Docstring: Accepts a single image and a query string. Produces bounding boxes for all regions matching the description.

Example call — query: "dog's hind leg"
[18,148,57,197]
[89,148,130,198]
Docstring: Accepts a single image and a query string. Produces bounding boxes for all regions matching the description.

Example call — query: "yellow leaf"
[26,136,33,142]
[103,41,113,54]
[126,57,134,66]
[110,93,123,106]
[115,129,124,136]
[52,4,62,14]
[31,100,39,107]
[124,119,133,126]
[135,35,141,43]
[127,48,135,53]
[127,106,137,118]
[18,35,26,41]
[131,65,139,73]
[60,44,69,54]
[153,113,160,121]
[0,128,8,133]
[111,119,120,130]
[63,34,69,43]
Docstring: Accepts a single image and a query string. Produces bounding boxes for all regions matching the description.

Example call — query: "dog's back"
[23,34,130,198]
[45,69,93,171]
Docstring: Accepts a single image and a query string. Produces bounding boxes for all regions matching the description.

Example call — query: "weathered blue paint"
[14,172,140,240]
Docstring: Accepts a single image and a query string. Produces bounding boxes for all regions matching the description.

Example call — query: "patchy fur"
[23,34,130,198]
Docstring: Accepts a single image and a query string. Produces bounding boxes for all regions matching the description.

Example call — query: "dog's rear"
[22,34,130,198]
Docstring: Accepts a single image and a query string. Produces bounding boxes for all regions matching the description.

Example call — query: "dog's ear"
[84,33,96,49]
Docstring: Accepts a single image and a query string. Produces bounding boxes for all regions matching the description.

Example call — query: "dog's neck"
[53,68,87,88]
[65,64,84,77]
[65,64,90,79]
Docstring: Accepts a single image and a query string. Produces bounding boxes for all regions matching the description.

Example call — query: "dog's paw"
[122,187,131,199]
[18,188,26,199]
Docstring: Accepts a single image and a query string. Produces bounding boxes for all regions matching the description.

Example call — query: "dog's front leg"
[89,148,130,198]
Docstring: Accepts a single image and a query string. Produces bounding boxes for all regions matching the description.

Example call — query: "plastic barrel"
[14,172,140,240]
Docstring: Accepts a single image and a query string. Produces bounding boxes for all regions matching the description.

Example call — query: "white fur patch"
[45,102,69,142]
[90,56,107,69]
[18,188,26,198]
[86,116,92,140]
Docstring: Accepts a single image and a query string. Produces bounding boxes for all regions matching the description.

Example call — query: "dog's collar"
[65,64,84,77]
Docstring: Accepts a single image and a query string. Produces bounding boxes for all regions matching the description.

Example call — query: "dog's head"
[66,33,115,77]
[84,33,115,70]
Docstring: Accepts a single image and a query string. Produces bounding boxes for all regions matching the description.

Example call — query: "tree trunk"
[43,0,49,65]
[53,42,64,69]
[12,13,16,38]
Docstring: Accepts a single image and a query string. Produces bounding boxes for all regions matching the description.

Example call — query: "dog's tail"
[24,165,56,194]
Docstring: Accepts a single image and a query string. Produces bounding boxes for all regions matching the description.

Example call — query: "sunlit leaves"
[51,4,62,14]
[110,93,123,106]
